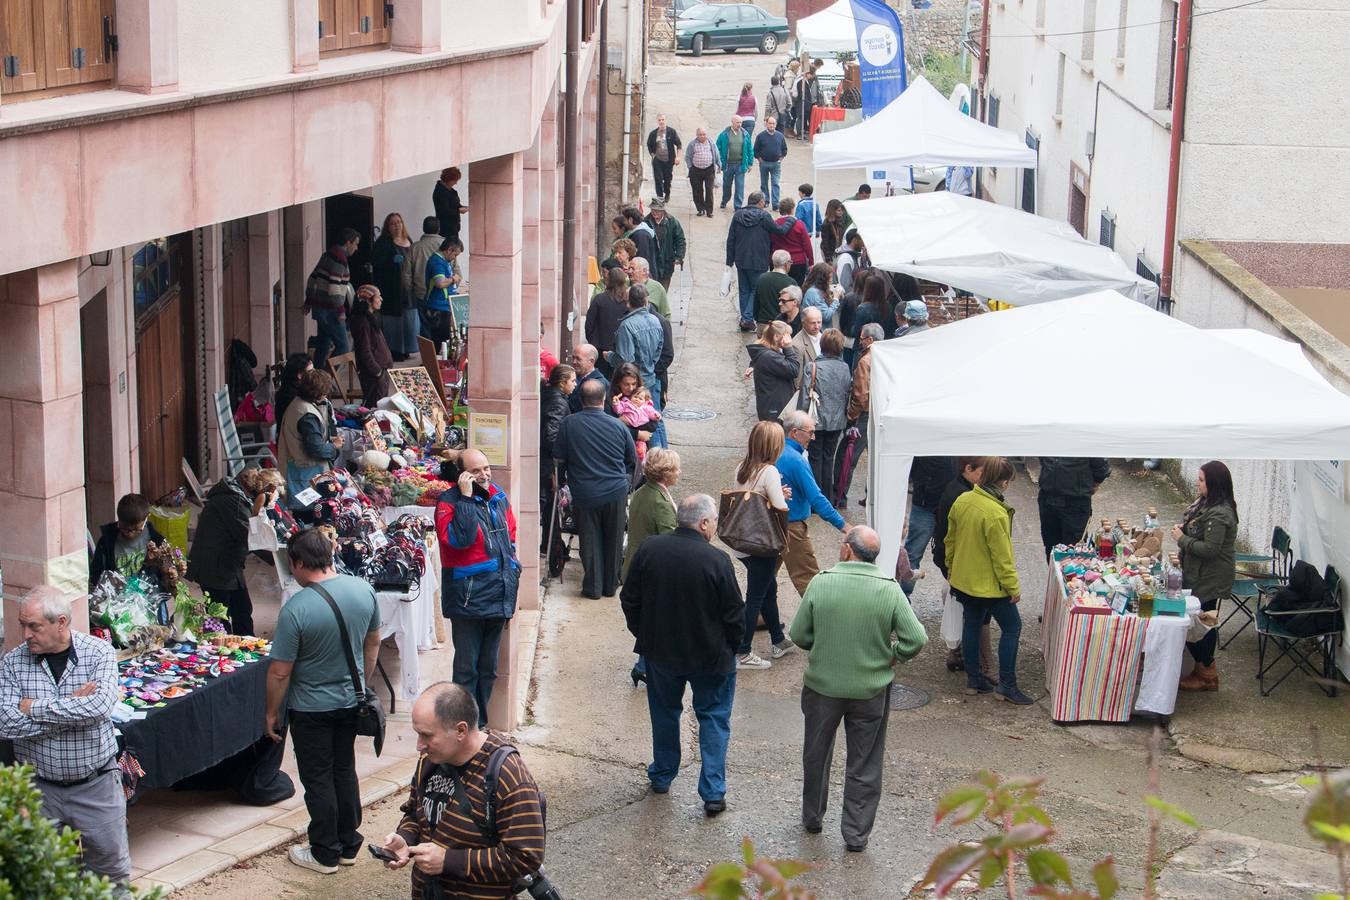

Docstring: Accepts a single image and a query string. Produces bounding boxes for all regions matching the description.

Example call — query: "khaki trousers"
[783,520,821,598]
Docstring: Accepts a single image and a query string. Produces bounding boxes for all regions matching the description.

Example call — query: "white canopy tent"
[843,191,1161,305]
[794,0,859,55]
[867,292,1350,616]
[813,76,1039,171]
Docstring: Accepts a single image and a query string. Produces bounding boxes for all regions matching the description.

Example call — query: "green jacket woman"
[1173,460,1240,691]
[622,479,677,580]
[945,485,1020,601]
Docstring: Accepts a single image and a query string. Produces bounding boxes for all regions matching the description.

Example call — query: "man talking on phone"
[379,682,547,899]
[434,448,521,728]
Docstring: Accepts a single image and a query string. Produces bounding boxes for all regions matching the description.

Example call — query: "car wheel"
[759,32,777,53]
[691,33,705,56]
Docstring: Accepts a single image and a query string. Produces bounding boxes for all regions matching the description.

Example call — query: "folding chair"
[1220,525,1292,650]
[326,352,362,404]
[214,386,275,477]
[1255,565,1342,697]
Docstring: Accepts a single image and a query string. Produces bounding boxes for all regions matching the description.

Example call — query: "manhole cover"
[890,682,930,711]
[662,406,717,421]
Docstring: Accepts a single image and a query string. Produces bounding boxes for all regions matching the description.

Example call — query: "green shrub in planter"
[0,764,159,899]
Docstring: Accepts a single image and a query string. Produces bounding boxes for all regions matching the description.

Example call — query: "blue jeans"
[954,589,1022,690]
[449,616,507,727]
[737,266,761,324]
[759,160,782,207]
[721,165,747,209]
[901,505,938,595]
[645,664,736,801]
[739,555,784,654]
[648,379,668,449]
[312,308,351,371]
[380,309,420,356]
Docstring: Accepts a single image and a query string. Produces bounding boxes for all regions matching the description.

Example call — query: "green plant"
[690,837,814,899]
[916,50,970,102]
[0,764,160,899]
[833,50,856,65]
[1303,729,1349,900]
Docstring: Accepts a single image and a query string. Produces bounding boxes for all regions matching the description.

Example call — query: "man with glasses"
[88,493,164,590]
[776,410,848,597]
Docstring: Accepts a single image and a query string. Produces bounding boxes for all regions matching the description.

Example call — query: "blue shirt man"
[425,251,453,312]
[775,410,847,598]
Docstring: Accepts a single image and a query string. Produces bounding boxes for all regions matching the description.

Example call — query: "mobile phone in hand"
[368,844,399,863]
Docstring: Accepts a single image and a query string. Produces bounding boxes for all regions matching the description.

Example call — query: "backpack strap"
[482,744,519,838]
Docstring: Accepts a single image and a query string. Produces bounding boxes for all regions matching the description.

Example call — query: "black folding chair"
[1255,565,1342,697]
[1221,525,1292,650]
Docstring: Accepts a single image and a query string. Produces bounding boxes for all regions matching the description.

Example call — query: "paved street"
[180,50,1346,899]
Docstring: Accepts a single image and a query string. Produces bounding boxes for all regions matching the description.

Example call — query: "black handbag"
[311,582,387,756]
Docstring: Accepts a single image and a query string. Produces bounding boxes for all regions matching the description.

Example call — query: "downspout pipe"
[562,0,580,344]
[1158,0,1192,313]
[978,0,991,121]
[596,1,608,253]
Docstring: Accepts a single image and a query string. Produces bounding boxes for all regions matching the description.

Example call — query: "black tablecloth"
[119,655,282,792]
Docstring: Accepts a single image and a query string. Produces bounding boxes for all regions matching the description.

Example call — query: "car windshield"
[679,4,720,20]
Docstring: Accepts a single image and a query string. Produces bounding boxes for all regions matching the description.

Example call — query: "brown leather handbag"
[717,488,788,558]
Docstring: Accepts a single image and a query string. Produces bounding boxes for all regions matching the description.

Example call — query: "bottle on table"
[1137,574,1156,617]
[1165,554,1183,599]
[1143,506,1159,530]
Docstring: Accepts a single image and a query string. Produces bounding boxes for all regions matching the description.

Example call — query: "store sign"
[850,0,907,119]
[1311,459,1346,500]
[469,412,510,467]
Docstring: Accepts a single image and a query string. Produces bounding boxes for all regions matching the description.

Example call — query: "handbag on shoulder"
[717,487,787,558]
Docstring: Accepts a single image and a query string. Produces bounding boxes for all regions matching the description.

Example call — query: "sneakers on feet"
[289,845,337,875]
[770,639,796,659]
[737,652,772,670]
[338,852,359,866]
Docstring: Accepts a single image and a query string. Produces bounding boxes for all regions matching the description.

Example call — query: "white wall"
[442,0,534,51]
[177,0,291,89]
[372,170,472,280]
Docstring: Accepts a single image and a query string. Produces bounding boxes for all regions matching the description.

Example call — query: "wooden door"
[136,292,188,502]
[338,0,388,49]
[220,218,251,348]
[318,0,340,52]
[43,0,114,89]
[1,0,42,94]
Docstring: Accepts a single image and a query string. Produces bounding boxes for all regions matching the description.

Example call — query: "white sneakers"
[289,845,338,875]
[737,652,772,669]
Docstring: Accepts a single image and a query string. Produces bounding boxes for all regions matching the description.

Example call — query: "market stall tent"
[813,76,1038,171]
[867,291,1350,587]
[794,0,859,55]
[843,191,1161,305]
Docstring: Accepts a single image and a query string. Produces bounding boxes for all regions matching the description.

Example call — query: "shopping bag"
[940,583,963,649]
[719,266,734,298]
[149,506,190,554]
[715,170,724,189]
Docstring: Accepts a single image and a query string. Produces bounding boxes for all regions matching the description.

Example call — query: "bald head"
[579,378,607,408]
[843,526,880,563]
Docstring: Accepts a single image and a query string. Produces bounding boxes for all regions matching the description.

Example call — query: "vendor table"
[118,653,289,797]
[809,107,846,140]
[1042,564,1199,722]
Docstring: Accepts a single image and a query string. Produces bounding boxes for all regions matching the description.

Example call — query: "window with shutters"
[318,0,391,57]
[1,0,116,100]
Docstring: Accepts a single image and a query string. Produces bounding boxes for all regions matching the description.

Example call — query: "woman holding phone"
[188,467,286,636]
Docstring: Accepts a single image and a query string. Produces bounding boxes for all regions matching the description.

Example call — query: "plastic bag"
[149,506,190,554]
[940,583,963,649]
[719,266,734,298]
[714,170,723,189]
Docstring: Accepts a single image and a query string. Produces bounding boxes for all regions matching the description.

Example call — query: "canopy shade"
[794,0,860,54]
[843,191,1161,306]
[813,77,1039,171]
[867,291,1350,570]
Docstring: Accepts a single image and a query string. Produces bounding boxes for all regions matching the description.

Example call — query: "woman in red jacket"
[771,197,815,284]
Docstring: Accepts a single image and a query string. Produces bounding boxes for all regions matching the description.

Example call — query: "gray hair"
[771,249,792,269]
[780,409,814,433]
[747,191,765,207]
[574,343,598,364]
[676,493,717,529]
[801,306,823,323]
[860,323,885,342]
[630,256,650,275]
[845,526,880,563]
[779,284,802,303]
[21,585,72,623]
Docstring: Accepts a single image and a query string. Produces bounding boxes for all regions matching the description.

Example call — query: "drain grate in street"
[890,682,930,711]
[662,406,717,421]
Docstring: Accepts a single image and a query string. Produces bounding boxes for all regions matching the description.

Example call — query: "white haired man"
[0,587,129,884]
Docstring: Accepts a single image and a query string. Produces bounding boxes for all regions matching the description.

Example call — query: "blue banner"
[849,0,907,119]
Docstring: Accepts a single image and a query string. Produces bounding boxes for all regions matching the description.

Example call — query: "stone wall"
[902,0,977,64]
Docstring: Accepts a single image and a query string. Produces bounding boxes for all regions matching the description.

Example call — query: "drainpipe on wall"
[1158,0,1193,315]
[596,1,609,253]
[562,0,580,340]
[621,80,633,204]
[978,0,991,121]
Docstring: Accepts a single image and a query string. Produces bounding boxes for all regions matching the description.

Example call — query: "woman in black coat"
[187,468,283,636]
[540,364,576,553]
[746,320,801,422]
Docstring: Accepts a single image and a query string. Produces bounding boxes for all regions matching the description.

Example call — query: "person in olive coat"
[187,468,284,636]
[1172,460,1239,692]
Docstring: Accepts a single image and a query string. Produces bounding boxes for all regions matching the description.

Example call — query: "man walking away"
[716,115,753,212]
[553,379,637,598]
[753,250,797,331]
[0,587,130,887]
[380,683,546,899]
[790,526,927,851]
[766,76,792,135]
[266,528,381,874]
[726,191,793,332]
[646,114,682,203]
[795,184,822,236]
[1037,457,1111,557]
[401,216,442,322]
[753,116,789,207]
[777,410,848,597]
[306,228,358,370]
[644,198,686,293]
[622,495,744,816]
[623,206,659,274]
[435,449,521,726]
[685,126,721,217]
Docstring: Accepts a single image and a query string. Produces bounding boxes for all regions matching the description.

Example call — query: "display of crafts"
[1055,512,1186,618]
[362,454,453,508]
[300,469,431,590]
[115,638,271,712]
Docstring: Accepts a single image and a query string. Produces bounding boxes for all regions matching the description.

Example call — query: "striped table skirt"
[1042,567,1148,723]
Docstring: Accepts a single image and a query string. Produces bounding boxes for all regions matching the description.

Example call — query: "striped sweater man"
[788,526,926,852]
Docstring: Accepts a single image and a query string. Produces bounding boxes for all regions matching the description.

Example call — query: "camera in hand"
[517,871,563,900]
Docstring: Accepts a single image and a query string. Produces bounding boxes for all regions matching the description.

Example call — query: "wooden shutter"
[318,0,340,52]
[338,0,388,49]
[43,0,114,89]
[1,0,44,93]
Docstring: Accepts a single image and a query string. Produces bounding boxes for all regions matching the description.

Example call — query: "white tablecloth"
[1133,596,1203,716]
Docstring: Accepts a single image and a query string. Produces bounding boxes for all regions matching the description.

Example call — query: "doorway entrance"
[1068,161,1088,237]
[324,193,375,289]
[81,288,116,526]
[221,218,252,348]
